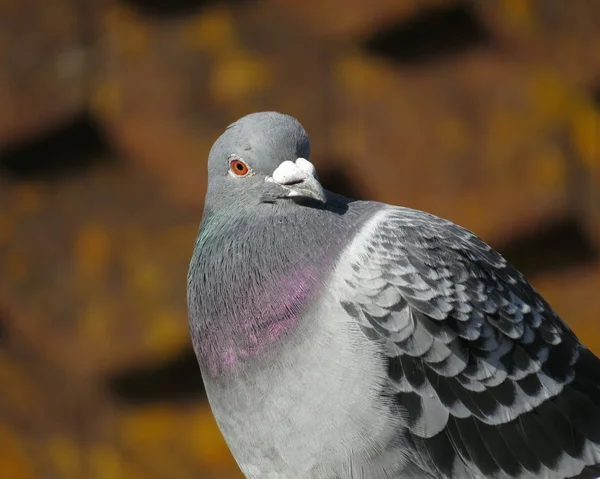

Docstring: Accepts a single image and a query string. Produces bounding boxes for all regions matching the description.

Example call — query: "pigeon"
[187,111,600,479]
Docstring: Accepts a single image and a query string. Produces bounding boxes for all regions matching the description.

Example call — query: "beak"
[266,158,327,204]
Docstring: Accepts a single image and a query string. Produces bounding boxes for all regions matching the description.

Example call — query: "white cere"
[269,158,317,185]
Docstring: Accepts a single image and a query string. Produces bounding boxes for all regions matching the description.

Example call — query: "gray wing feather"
[340,206,600,479]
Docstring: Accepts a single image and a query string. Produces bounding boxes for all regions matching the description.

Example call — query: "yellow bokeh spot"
[188,405,233,468]
[89,445,123,479]
[180,7,237,51]
[91,80,122,118]
[75,225,110,280]
[569,99,600,175]
[210,55,271,103]
[119,405,178,447]
[106,6,151,59]
[335,54,396,97]
[145,311,188,360]
[501,0,535,33]
[46,436,81,478]
[528,71,567,123]
[130,261,160,295]
[531,145,565,191]
[0,424,35,479]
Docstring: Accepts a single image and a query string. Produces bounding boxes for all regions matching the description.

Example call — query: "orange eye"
[230,159,250,176]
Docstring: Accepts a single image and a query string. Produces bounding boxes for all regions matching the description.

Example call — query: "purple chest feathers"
[191,263,323,378]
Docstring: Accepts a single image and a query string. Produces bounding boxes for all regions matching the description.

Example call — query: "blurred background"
[0,0,598,477]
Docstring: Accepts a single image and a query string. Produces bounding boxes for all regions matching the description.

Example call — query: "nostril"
[282,178,304,186]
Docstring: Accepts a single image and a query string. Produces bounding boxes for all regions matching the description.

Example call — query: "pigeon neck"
[188,202,364,377]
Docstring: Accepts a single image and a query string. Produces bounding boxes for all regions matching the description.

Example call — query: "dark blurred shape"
[593,84,600,107]
[0,309,6,344]
[362,3,490,65]
[0,113,112,180]
[498,216,597,279]
[107,347,206,405]
[119,0,252,18]
[319,162,365,200]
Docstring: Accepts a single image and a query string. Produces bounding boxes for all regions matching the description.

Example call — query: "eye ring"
[229,158,251,177]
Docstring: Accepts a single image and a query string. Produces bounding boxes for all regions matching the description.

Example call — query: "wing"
[339,206,600,479]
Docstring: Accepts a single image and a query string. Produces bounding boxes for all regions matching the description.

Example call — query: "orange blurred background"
[0,0,598,477]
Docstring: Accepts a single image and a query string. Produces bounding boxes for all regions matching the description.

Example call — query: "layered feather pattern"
[340,207,600,479]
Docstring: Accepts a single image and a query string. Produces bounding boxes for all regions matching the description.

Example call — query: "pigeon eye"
[230,159,250,177]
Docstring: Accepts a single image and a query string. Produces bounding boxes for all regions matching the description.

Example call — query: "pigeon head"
[206,111,327,211]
